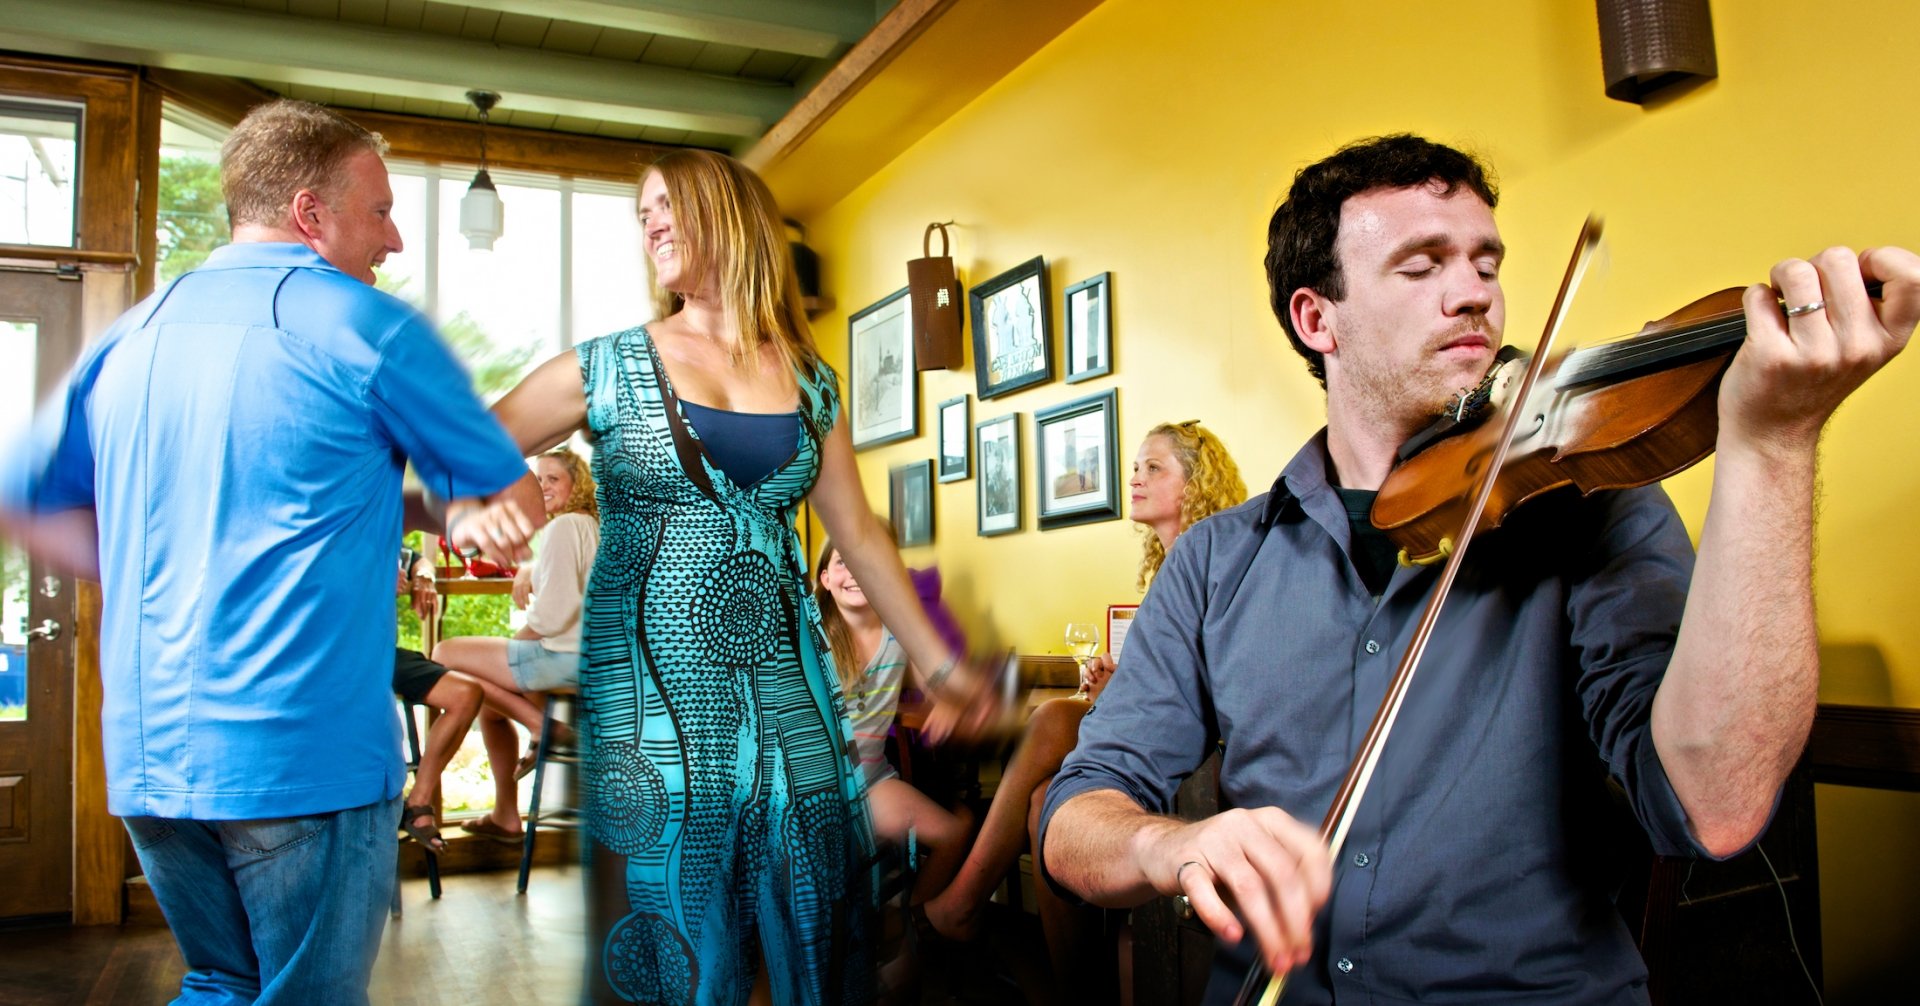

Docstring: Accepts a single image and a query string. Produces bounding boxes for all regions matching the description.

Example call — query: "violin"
[1374,278,1884,565]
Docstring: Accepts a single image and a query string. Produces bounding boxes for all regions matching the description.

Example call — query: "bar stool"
[393,697,443,917]
[518,687,582,894]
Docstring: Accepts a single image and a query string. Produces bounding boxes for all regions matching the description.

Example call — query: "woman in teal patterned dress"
[491,150,986,1005]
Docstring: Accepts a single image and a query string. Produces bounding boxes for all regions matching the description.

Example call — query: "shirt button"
[1337,957,1355,974]
[1353,852,1370,868]
[1364,639,1380,654]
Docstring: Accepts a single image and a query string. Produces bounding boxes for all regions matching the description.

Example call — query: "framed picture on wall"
[969,256,1052,399]
[1063,272,1112,383]
[975,413,1022,536]
[849,287,917,450]
[1034,389,1120,530]
[889,459,934,546]
[937,395,970,483]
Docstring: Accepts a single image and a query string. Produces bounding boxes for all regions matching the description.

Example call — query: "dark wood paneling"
[1808,703,1920,791]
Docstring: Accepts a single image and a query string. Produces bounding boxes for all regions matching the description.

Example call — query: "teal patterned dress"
[576,327,875,1005]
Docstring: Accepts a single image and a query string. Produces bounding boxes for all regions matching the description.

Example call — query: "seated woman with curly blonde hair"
[920,420,1245,997]
[431,446,600,842]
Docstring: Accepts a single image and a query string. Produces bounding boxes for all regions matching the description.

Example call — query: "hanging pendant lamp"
[460,90,505,250]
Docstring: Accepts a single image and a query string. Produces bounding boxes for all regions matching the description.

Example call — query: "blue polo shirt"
[0,242,528,820]
[1040,432,1724,1005]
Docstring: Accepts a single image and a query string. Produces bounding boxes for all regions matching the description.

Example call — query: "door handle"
[25,619,61,642]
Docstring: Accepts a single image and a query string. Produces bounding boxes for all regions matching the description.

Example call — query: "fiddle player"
[1037,134,1918,1004]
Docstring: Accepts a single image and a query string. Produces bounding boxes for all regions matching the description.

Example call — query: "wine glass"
[1065,621,1102,700]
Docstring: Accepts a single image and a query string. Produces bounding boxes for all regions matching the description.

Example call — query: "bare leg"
[476,708,524,833]
[432,636,546,733]
[405,673,484,807]
[866,778,973,903]
[402,673,484,851]
[1028,779,1100,1002]
[921,698,1090,940]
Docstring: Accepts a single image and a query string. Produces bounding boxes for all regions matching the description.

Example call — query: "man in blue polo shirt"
[0,99,541,1004]
[1039,135,1918,1004]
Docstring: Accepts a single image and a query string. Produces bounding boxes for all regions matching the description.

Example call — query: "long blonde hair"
[1138,421,1247,591]
[541,446,598,520]
[642,149,819,374]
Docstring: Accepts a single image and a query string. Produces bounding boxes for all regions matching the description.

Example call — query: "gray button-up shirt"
[1040,432,1715,1005]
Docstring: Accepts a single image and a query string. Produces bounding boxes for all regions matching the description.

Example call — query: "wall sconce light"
[460,89,505,250]
[1597,0,1718,104]
[908,221,964,371]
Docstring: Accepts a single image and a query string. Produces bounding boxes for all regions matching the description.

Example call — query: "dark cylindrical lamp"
[1597,0,1718,104]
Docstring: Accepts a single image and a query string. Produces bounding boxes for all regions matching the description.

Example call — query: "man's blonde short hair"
[221,99,388,229]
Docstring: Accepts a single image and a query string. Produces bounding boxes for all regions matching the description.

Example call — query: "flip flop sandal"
[461,816,525,845]
[400,804,447,854]
[513,744,539,780]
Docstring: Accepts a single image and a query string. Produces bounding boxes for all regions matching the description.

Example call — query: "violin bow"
[1236,215,1605,1006]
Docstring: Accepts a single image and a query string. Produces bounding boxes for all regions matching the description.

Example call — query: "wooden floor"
[0,866,588,1005]
[0,866,1052,1005]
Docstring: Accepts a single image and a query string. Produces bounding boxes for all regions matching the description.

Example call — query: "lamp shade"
[459,169,504,250]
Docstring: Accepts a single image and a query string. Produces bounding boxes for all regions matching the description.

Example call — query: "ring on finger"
[1784,299,1826,318]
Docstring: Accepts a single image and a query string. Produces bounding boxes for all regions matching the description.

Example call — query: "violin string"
[1561,317,1748,384]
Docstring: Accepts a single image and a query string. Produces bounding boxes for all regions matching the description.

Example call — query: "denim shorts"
[507,639,580,692]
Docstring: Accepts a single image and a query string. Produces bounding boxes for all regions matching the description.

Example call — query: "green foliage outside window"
[157,154,227,282]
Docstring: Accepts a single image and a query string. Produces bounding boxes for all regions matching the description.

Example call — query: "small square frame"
[889,459,935,546]
[969,256,1052,399]
[1063,272,1112,383]
[936,395,970,483]
[974,413,1022,536]
[849,286,917,450]
[1034,389,1120,530]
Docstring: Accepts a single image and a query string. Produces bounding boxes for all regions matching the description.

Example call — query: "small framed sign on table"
[1107,604,1139,660]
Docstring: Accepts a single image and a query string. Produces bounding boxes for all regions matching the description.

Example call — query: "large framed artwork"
[849,287,917,450]
[937,394,970,483]
[1063,272,1112,383]
[1034,389,1120,530]
[974,413,1022,537]
[889,459,934,546]
[969,256,1052,399]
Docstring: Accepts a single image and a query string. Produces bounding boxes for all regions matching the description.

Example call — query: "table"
[420,564,514,665]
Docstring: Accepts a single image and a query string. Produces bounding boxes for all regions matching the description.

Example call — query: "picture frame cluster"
[850,256,1119,540]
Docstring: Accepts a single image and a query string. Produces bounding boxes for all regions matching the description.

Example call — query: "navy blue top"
[1040,431,1729,1006]
[681,399,800,489]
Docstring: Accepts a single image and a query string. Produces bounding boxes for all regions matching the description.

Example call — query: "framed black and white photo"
[1034,390,1120,530]
[889,459,934,546]
[849,287,917,450]
[969,256,1052,399]
[974,413,1022,536]
[937,395,970,483]
[1063,272,1112,383]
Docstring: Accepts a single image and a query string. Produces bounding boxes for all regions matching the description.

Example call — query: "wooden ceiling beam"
[454,0,871,59]
[1,0,791,139]
[147,68,671,185]
[742,0,956,172]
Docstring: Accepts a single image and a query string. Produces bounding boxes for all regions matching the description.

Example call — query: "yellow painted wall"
[781,1,1920,997]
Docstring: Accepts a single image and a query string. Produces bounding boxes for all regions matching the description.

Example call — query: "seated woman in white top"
[431,447,600,842]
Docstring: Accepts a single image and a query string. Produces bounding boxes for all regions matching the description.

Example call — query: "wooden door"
[0,267,85,921]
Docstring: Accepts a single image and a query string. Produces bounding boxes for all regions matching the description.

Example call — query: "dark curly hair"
[1264,134,1499,387]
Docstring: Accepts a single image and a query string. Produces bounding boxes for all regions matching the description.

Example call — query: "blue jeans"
[125,796,402,1006]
